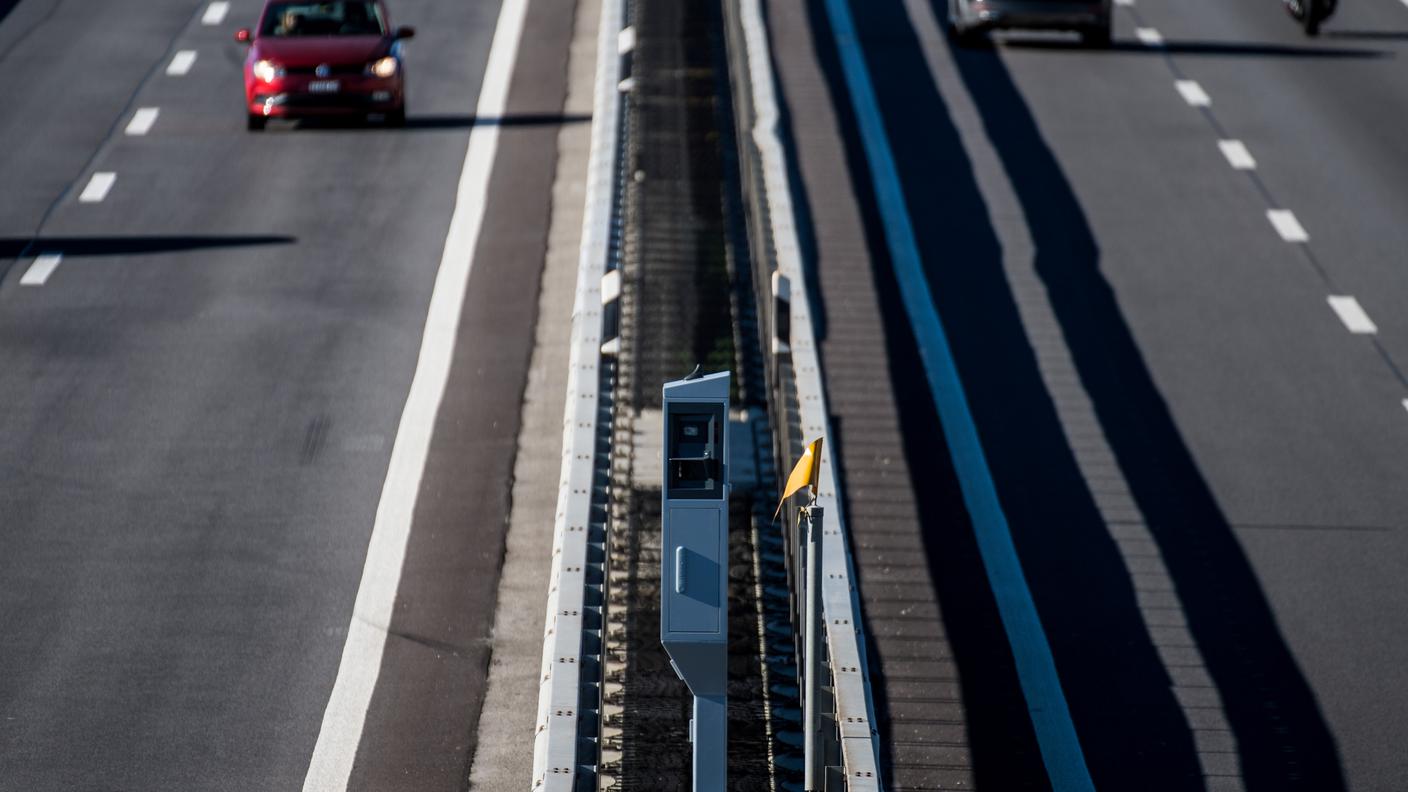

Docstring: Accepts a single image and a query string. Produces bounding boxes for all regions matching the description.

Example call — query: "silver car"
[948,0,1113,46]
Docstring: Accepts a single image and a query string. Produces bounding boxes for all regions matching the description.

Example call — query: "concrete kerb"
[531,0,625,786]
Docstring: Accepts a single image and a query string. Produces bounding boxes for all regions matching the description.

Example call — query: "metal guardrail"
[721,0,885,787]
[531,0,628,786]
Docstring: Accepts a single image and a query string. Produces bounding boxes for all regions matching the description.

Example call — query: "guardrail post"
[804,505,825,791]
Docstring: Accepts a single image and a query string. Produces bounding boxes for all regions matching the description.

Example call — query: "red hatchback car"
[237,0,414,130]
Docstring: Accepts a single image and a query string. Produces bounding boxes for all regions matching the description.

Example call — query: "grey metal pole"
[804,506,825,791]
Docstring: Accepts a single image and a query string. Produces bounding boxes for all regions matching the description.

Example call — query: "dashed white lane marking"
[1218,139,1256,170]
[79,172,116,203]
[19,253,62,286]
[1328,296,1378,334]
[1267,209,1309,242]
[201,1,229,25]
[1401,398,1408,415]
[1175,80,1211,106]
[1135,27,1164,45]
[298,0,531,786]
[167,50,197,76]
[125,107,160,136]
[1115,0,1134,6]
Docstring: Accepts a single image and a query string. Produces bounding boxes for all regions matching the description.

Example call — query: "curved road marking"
[299,0,530,788]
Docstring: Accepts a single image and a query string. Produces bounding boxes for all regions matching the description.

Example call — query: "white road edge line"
[1267,209,1309,242]
[19,253,62,286]
[1218,139,1256,170]
[1135,27,1163,45]
[202,1,229,25]
[126,107,160,136]
[297,0,528,788]
[1328,296,1377,334]
[167,50,197,76]
[79,172,116,203]
[1175,79,1211,107]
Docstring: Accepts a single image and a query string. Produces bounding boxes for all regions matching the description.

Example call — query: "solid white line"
[1218,139,1256,170]
[125,107,160,136]
[1267,209,1309,242]
[79,172,116,203]
[298,0,529,788]
[201,1,229,25]
[1328,296,1377,334]
[167,50,197,76]
[19,253,62,286]
[1175,80,1211,107]
[1135,27,1164,45]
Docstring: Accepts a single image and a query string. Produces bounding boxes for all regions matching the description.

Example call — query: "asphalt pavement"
[767,0,1408,788]
[0,0,573,788]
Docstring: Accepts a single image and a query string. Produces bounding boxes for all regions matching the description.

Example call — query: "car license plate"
[308,80,340,93]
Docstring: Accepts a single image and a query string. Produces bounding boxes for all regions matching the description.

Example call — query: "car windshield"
[260,1,385,37]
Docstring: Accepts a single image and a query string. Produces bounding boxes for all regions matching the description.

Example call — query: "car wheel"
[1303,1,1322,35]
[1083,19,1112,48]
[948,20,986,48]
[947,0,984,48]
[247,114,267,132]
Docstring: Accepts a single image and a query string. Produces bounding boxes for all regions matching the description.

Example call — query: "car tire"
[1082,19,1112,48]
[949,20,986,48]
[247,114,267,132]
[386,106,406,128]
[1303,1,1322,35]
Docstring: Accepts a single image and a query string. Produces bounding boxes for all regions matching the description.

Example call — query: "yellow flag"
[774,437,824,519]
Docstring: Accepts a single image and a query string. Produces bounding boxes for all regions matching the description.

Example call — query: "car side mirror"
[235,28,252,43]
[394,25,415,39]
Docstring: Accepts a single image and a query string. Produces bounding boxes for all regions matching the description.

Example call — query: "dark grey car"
[948,0,1113,46]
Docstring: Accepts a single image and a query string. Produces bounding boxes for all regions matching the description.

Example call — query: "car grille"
[285,64,364,76]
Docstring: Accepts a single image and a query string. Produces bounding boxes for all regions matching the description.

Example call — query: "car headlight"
[252,59,283,82]
[368,56,398,78]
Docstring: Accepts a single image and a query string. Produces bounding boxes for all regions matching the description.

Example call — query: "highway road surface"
[0,0,576,788]
[765,0,1408,789]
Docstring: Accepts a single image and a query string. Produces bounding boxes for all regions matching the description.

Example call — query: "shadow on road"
[287,113,592,132]
[933,8,1347,788]
[1001,37,1388,58]
[792,0,1349,787]
[0,235,295,260]
[1325,29,1408,41]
